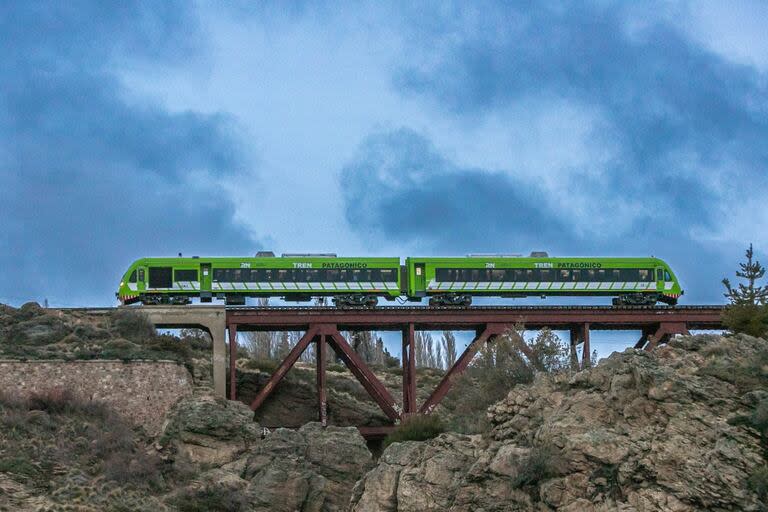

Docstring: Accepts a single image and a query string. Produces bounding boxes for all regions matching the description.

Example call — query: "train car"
[116,253,402,306]
[405,253,683,306]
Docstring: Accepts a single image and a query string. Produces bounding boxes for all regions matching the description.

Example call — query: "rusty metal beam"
[226,305,724,332]
[326,329,401,422]
[645,322,691,351]
[581,323,591,369]
[250,326,319,411]
[402,323,416,415]
[228,325,238,400]
[419,325,498,414]
[317,334,327,427]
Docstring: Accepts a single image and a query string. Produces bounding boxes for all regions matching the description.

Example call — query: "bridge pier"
[141,306,228,398]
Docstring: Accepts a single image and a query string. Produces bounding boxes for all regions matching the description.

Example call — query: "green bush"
[748,465,768,502]
[511,444,559,488]
[243,358,279,373]
[722,304,768,338]
[0,456,41,478]
[384,414,445,447]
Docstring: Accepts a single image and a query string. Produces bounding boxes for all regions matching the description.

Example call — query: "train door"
[414,263,426,297]
[137,266,146,292]
[655,267,664,291]
[200,263,212,302]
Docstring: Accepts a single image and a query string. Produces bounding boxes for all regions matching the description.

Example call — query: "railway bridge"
[132,305,725,438]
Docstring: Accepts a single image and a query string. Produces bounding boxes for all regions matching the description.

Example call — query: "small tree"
[722,245,768,337]
[723,244,768,305]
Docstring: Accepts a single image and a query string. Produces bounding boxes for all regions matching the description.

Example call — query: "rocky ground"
[1,302,767,510]
[351,334,768,511]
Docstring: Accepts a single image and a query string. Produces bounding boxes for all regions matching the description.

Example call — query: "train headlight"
[120,281,125,287]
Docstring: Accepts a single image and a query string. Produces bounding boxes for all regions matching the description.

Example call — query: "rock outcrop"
[351,334,767,511]
[160,393,373,511]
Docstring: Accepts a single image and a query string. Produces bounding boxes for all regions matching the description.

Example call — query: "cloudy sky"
[2,1,767,326]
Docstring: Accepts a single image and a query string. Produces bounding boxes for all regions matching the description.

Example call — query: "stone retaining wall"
[0,360,193,435]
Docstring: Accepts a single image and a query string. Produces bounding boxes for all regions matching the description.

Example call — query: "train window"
[638,269,650,281]
[370,269,381,281]
[129,270,137,283]
[539,269,552,281]
[381,269,396,282]
[664,270,671,281]
[233,269,242,281]
[585,269,596,281]
[656,269,663,281]
[491,269,504,281]
[619,269,635,281]
[611,269,620,281]
[309,270,320,281]
[596,269,606,281]
[559,270,570,281]
[137,269,145,282]
[148,267,172,288]
[175,269,197,281]
[525,269,534,281]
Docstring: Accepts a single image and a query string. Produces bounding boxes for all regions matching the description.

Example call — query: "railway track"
[55,304,725,313]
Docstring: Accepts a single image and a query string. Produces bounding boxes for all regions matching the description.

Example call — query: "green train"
[116,252,683,307]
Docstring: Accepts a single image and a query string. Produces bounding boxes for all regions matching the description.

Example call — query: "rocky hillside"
[351,334,768,511]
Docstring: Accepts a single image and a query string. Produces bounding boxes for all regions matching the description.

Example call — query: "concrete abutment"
[140,306,227,397]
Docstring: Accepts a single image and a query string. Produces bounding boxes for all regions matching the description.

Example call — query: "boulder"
[159,393,261,467]
[243,423,373,512]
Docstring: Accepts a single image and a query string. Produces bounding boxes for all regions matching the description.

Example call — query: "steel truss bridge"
[225,305,724,439]
[61,305,725,439]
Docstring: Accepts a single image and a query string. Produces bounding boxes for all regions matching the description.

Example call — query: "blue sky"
[2,1,767,355]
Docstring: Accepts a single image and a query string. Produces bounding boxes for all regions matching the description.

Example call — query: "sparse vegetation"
[384,414,445,447]
[442,326,571,433]
[172,484,250,512]
[511,444,560,488]
[748,465,768,503]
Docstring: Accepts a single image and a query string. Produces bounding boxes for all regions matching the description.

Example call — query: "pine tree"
[723,244,768,305]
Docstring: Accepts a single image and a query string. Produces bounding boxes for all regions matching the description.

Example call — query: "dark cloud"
[341,129,576,254]
[393,2,768,228]
[0,1,255,306]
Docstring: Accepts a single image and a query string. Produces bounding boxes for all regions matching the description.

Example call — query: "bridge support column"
[228,325,238,400]
[317,334,327,427]
[402,323,417,416]
[569,327,580,371]
[581,323,591,369]
[646,322,690,350]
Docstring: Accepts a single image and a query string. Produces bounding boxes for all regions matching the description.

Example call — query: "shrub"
[243,358,279,373]
[384,414,445,447]
[0,456,41,478]
[173,485,250,512]
[698,349,768,393]
[748,465,768,502]
[511,444,559,488]
[722,304,768,338]
[110,309,155,342]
